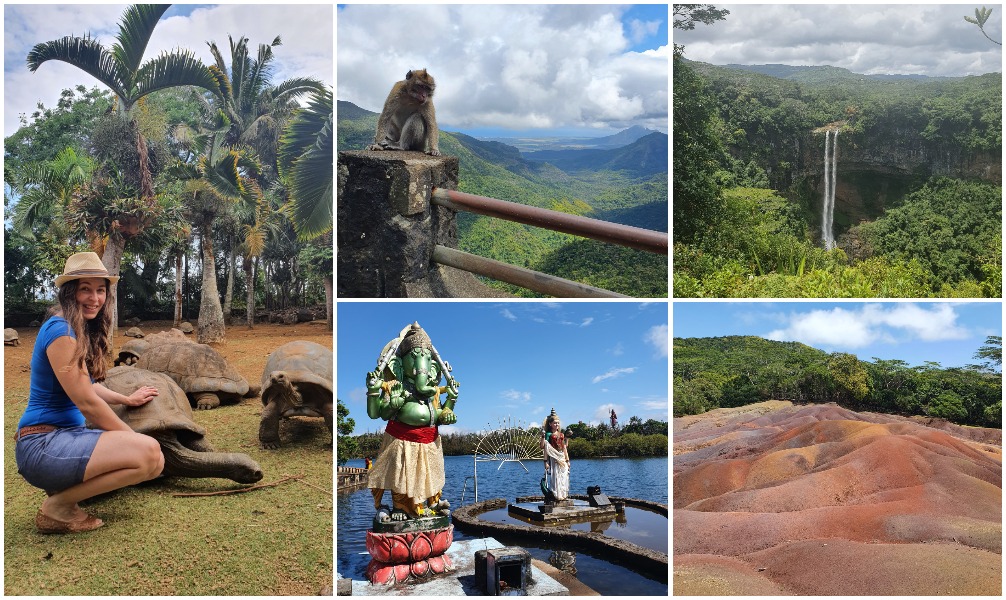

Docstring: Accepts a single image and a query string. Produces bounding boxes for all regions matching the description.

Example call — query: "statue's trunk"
[157,437,263,484]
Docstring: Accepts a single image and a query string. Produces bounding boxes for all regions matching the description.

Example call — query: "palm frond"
[133,50,223,99]
[278,88,333,240]
[270,77,327,105]
[111,4,170,84]
[27,36,127,100]
[200,151,245,200]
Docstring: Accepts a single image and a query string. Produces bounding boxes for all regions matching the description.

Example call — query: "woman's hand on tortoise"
[124,386,158,406]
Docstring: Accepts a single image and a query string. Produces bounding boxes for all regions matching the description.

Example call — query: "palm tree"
[27,3,224,328]
[190,34,323,337]
[170,115,265,344]
[207,35,324,175]
[278,87,333,323]
[9,147,94,243]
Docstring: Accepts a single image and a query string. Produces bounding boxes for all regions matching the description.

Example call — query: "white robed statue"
[540,408,570,503]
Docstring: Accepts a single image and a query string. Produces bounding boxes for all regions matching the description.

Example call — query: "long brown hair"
[47,279,113,381]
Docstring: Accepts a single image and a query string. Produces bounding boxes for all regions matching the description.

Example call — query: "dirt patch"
[673,402,1002,595]
[4,320,331,397]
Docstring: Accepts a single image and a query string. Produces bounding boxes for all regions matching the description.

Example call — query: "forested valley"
[673,13,1002,298]
[338,102,668,297]
[673,335,1002,428]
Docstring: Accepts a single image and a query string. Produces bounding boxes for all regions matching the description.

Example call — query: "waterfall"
[822,130,838,250]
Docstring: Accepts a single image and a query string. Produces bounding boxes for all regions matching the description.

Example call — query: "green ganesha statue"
[366,322,459,522]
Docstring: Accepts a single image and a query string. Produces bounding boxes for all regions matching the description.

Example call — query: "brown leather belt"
[17,424,58,438]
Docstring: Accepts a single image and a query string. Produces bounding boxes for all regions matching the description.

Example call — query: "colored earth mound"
[674,401,1002,595]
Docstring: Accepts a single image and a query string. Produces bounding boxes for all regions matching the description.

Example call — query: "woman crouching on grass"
[15,252,164,534]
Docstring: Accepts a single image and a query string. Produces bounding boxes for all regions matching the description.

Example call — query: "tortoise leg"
[259,399,283,449]
[195,392,220,410]
[322,401,334,446]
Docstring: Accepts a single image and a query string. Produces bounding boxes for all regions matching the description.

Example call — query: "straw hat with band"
[55,252,120,288]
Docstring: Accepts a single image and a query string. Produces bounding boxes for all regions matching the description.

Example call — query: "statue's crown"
[397,321,432,356]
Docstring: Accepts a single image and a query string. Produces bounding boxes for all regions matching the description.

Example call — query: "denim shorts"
[15,426,104,494]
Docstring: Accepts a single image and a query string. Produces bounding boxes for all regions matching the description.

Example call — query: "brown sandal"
[35,510,104,534]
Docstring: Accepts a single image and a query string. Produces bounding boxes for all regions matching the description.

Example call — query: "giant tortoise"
[136,342,250,409]
[115,329,194,366]
[4,328,19,346]
[259,341,333,449]
[101,366,263,483]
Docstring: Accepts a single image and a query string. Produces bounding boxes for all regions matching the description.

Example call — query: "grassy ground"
[4,320,333,595]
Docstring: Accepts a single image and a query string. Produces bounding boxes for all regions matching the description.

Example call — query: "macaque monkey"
[368,69,441,156]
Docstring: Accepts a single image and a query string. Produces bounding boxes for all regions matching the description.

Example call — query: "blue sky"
[673,302,1002,369]
[4,4,333,136]
[337,4,668,137]
[337,302,669,435]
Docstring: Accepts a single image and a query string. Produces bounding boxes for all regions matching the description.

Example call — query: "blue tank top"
[18,316,87,428]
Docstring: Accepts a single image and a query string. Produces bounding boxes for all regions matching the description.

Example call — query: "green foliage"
[673,56,726,244]
[336,399,357,466]
[850,178,1001,290]
[675,336,1003,428]
[5,86,112,169]
[974,335,1002,367]
[673,56,1001,298]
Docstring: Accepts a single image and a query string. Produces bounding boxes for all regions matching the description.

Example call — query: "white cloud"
[592,366,637,383]
[628,18,662,45]
[638,399,668,411]
[581,317,594,327]
[346,387,366,404]
[337,4,667,133]
[645,324,669,357]
[610,342,625,356]
[675,4,1000,77]
[501,308,518,321]
[765,304,970,349]
[500,389,532,404]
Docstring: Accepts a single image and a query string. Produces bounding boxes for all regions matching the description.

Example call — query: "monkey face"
[406,69,436,103]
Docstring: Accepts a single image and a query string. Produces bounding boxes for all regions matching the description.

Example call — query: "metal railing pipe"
[432,245,628,298]
[431,188,667,255]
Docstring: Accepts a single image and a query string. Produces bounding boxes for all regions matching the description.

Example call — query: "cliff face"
[795,128,1000,233]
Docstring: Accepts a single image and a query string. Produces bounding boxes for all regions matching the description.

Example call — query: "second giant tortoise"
[259,340,333,449]
[4,328,19,346]
[136,342,250,409]
[114,338,149,366]
[101,366,263,483]
[115,329,194,366]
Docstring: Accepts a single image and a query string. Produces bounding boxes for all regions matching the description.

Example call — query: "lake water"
[338,455,668,595]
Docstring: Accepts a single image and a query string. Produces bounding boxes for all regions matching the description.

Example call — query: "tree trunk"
[323,271,333,327]
[135,125,155,200]
[244,255,256,328]
[173,249,183,328]
[197,224,226,344]
[223,239,235,325]
[100,235,127,355]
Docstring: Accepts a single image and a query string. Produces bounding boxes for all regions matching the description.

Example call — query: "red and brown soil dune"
[674,401,1002,595]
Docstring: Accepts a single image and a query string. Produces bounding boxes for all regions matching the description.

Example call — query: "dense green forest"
[673,8,1002,298]
[336,399,667,464]
[338,103,668,297]
[673,335,1002,428]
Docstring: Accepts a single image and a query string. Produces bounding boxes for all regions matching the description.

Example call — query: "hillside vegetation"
[338,101,668,297]
[674,335,1002,427]
[673,53,1002,298]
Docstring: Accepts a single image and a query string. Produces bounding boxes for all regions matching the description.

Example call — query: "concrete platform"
[339,537,570,596]
[507,500,617,525]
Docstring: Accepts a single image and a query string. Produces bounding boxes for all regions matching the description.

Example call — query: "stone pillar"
[337,151,506,298]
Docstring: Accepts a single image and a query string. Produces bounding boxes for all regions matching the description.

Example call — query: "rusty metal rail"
[432,246,628,298]
[431,188,668,255]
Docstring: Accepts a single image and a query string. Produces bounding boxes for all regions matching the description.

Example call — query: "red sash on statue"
[386,419,438,444]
